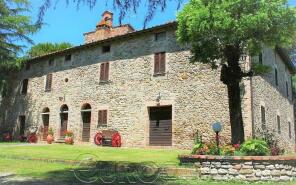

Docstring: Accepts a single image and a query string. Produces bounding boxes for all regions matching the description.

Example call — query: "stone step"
[54,138,65,144]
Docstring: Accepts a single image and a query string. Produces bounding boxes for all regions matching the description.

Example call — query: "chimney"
[96,11,113,29]
[84,10,135,43]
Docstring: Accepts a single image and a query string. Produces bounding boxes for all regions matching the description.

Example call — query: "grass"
[0,144,187,166]
[0,144,295,184]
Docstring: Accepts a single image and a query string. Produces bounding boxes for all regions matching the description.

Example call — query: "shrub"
[192,143,203,154]
[48,128,54,136]
[221,145,235,156]
[240,139,270,156]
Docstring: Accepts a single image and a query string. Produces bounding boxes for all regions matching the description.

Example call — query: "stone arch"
[60,104,69,138]
[81,103,91,142]
[41,107,50,140]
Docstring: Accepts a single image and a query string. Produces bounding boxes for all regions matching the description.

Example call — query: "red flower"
[233,143,240,150]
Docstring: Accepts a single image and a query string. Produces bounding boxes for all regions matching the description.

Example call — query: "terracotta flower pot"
[47,135,54,144]
[65,137,74,145]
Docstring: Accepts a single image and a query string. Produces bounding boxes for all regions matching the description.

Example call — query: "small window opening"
[21,79,28,95]
[65,54,72,62]
[102,45,111,53]
[155,32,166,41]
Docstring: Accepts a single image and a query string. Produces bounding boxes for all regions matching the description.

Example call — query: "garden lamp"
[212,122,222,155]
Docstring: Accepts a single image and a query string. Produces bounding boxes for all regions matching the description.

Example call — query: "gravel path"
[0,173,82,185]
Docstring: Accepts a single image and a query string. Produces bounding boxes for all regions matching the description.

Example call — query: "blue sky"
[26,0,296,51]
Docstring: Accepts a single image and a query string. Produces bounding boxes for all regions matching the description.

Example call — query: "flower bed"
[179,154,296,181]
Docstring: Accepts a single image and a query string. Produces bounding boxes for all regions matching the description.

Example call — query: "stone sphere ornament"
[212,122,222,133]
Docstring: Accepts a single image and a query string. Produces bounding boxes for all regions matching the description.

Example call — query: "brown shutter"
[154,53,160,74]
[105,63,109,81]
[160,52,166,73]
[103,110,107,124]
[98,111,101,125]
[46,74,52,91]
[100,63,105,81]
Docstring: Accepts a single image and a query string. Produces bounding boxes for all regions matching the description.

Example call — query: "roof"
[27,21,177,63]
[26,21,295,74]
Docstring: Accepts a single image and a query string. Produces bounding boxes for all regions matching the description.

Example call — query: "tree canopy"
[0,0,37,69]
[27,42,73,58]
[177,0,296,144]
[177,0,296,65]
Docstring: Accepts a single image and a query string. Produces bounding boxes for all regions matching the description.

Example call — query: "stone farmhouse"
[0,11,295,150]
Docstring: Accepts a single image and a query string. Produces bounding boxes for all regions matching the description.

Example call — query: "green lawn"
[0,144,187,166]
[0,144,295,184]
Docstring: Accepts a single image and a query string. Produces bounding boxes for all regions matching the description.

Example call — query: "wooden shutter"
[21,79,28,95]
[105,63,109,81]
[160,52,166,73]
[154,53,160,74]
[100,63,105,81]
[100,63,109,81]
[98,110,107,126]
[45,74,52,91]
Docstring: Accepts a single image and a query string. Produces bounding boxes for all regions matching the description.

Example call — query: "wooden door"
[42,114,49,140]
[19,116,25,135]
[60,113,68,138]
[149,106,172,146]
[82,111,91,142]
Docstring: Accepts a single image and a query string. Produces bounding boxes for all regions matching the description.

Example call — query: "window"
[65,54,71,62]
[49,59,54,66]
[100,62,109,81]
[259,52,263,64]
[25,63,30,71]
[261,106,266,131]
[98,110,107,127]
[275,68,278,86]
[277,115,281,134]
[155,31,166,41]
[154,52,166,75]
[19,115,25,135]
[21,79,28,95]
[288,122,292,139]
[45,74,53,92]
[102,45,111,53]
[286,81,289,97]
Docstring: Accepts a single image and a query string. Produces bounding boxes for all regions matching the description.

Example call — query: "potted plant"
[64,130,74,145]
[47,128,54,144]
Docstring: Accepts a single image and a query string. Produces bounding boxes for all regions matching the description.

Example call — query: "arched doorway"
[60,105,69,138]
[81,103,91,142]
[41,107,50,141]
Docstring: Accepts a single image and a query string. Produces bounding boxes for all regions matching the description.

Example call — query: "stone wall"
[0,23,294,150]
[251,47,295,151]
[180,155,296,181]
[0,27,232,149]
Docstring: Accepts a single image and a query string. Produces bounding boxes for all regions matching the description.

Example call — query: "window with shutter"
[261,106,266,131]
[275,68,278,86]
[100,63,109,82]
[277,115,281,134]
[154,52,166,75]
[98,110,107,127]
[21,79,28,95]
[45,74,52,92]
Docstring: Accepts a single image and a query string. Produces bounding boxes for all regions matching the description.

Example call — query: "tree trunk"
[227,81,245,144]
[221,46,245,144]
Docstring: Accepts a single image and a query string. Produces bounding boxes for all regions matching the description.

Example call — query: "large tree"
[27,42,73,58]
[0,0,37,97]
[177,0,296,144]
[0,0,37,69]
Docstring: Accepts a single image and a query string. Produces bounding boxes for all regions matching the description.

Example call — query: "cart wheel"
[111,132,121,147]
[94,132,103,145]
